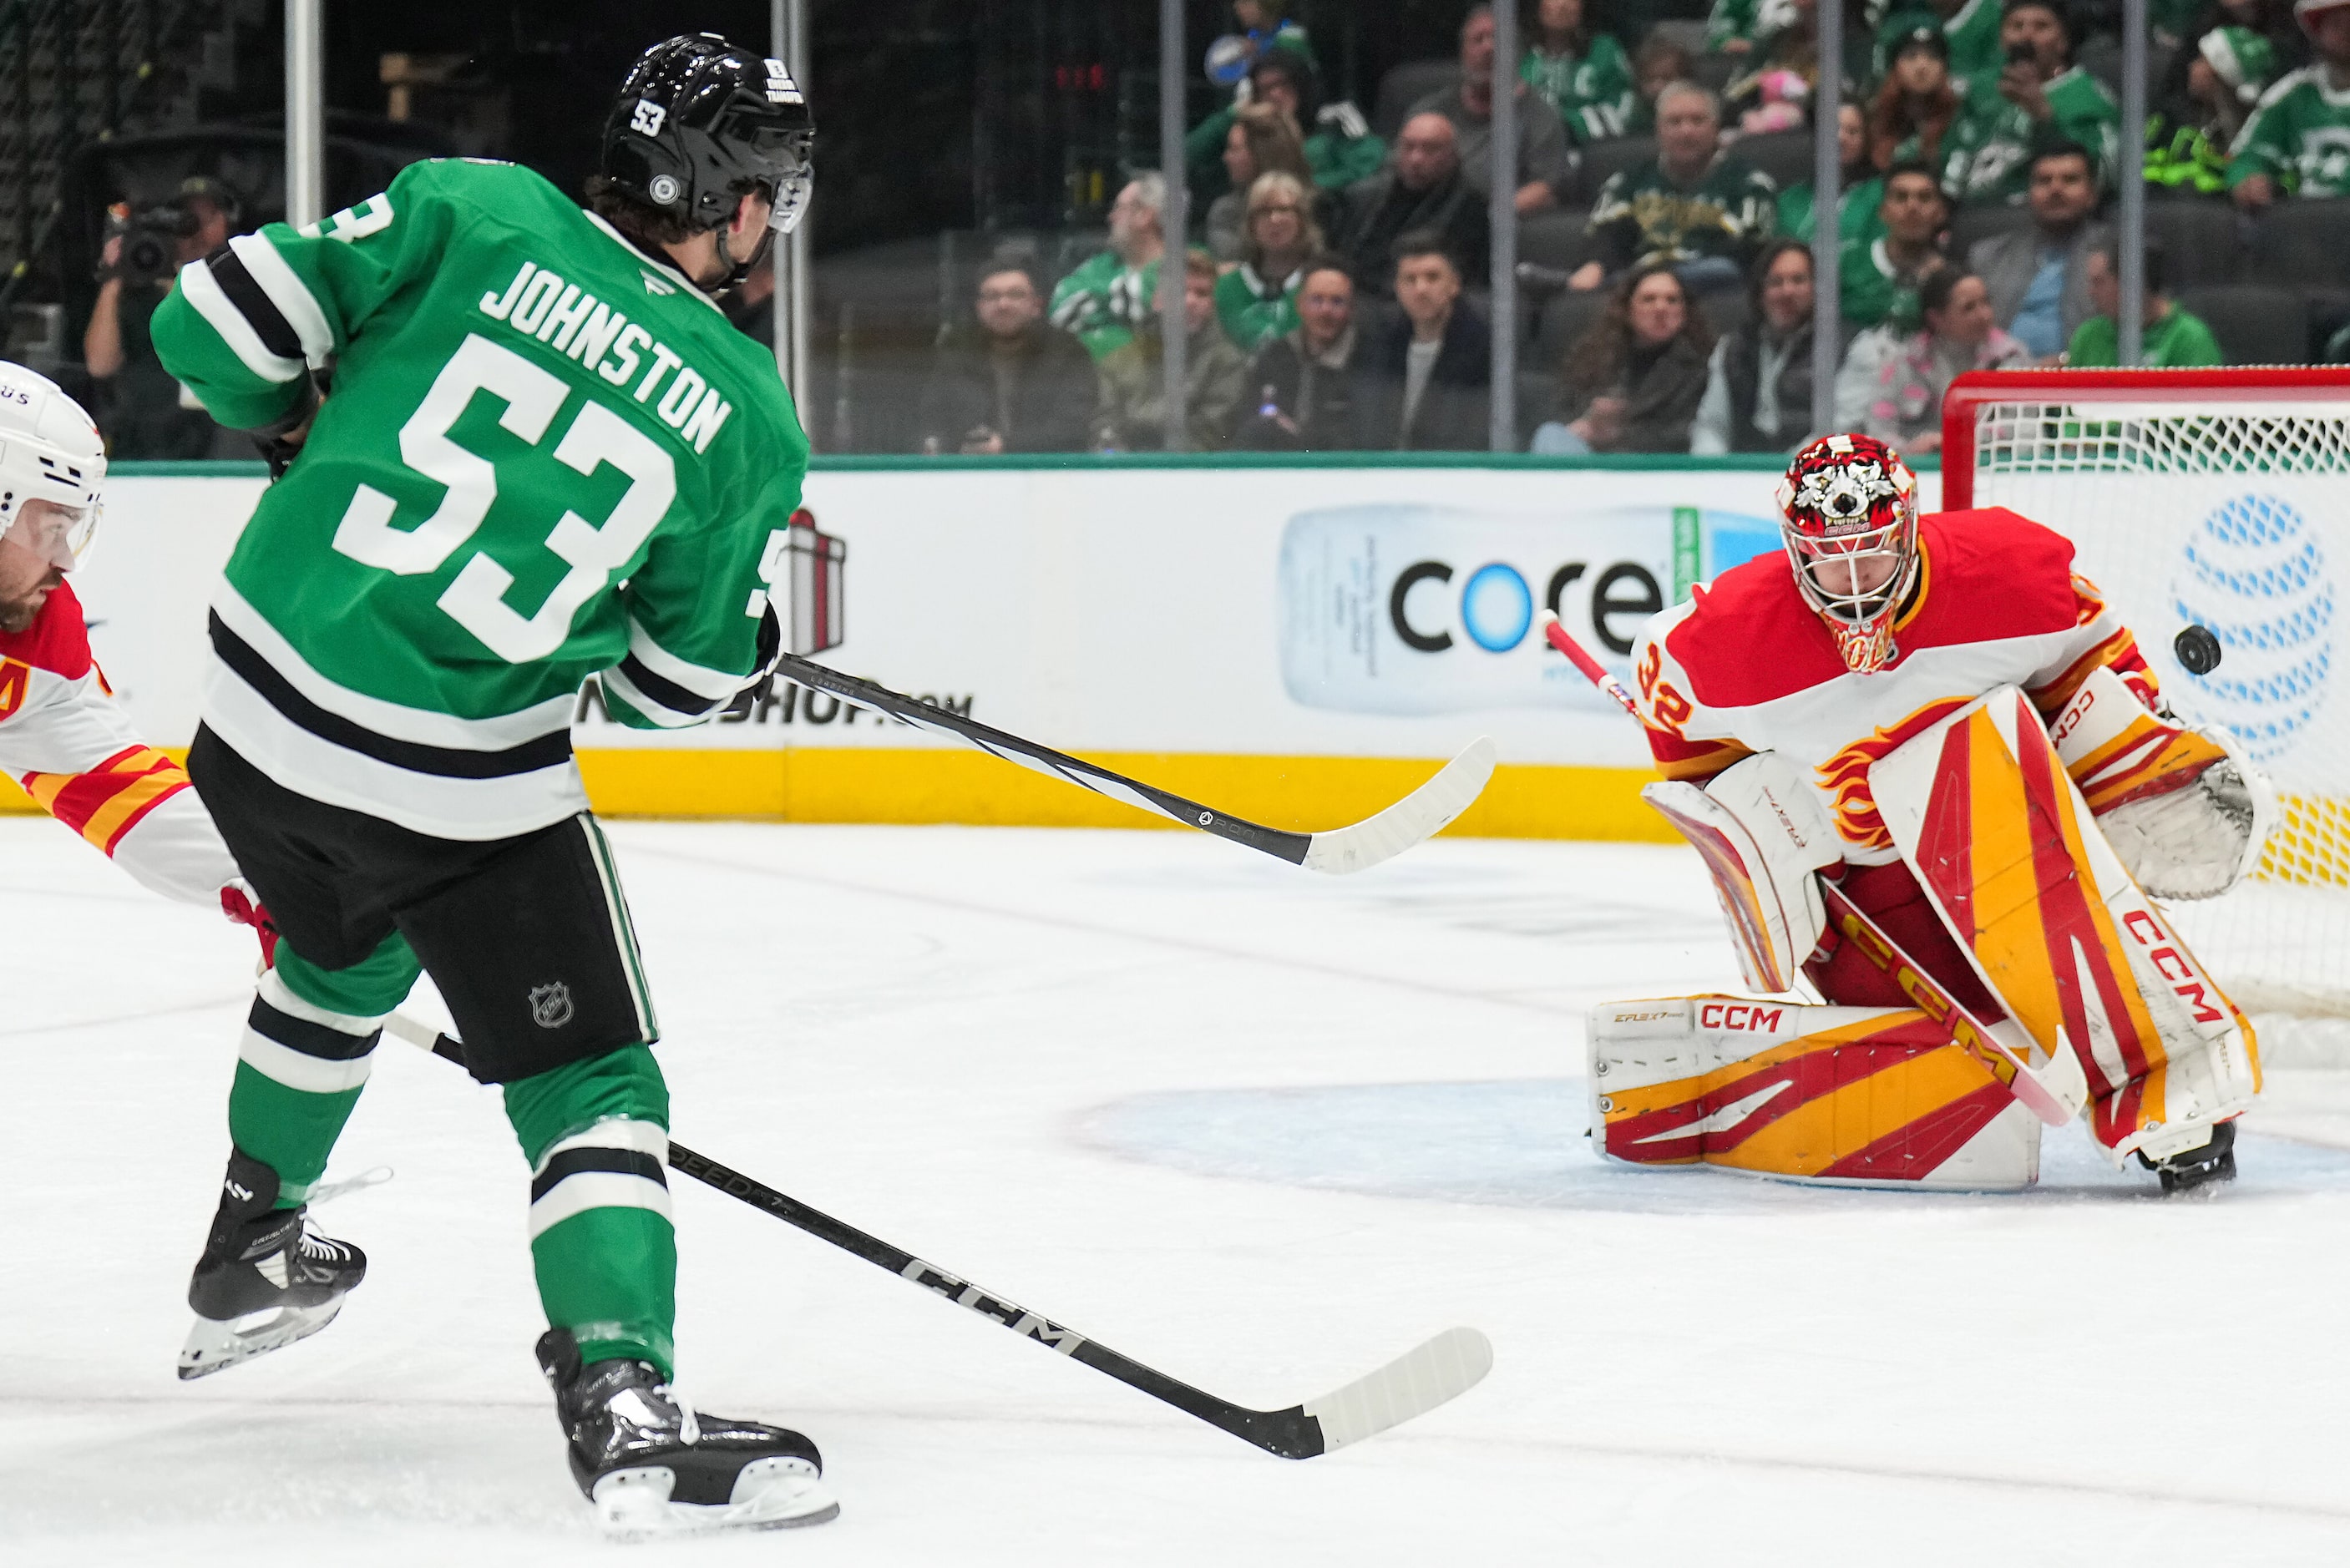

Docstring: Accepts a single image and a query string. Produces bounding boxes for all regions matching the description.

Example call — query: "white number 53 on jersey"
[332,332,677,663]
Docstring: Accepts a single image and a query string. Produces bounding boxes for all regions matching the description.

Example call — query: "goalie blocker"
[1595,680,2267,1189]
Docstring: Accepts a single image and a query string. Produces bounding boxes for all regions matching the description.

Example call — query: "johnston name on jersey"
[152,158,808,839]
[1631,507,2155,865]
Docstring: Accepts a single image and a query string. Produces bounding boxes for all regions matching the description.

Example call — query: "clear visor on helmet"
[1788,520,1907,624]
[2,495,99,572]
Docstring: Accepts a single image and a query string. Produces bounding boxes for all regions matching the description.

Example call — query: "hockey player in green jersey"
[149,34,838,1536]
[2229,0,2350,209]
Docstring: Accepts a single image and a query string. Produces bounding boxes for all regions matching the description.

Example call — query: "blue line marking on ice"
[1080,1080,2350,1213]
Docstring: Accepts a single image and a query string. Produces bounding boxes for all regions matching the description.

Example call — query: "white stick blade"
[1300,737,1498,875]
[1300,1326,1493,1452]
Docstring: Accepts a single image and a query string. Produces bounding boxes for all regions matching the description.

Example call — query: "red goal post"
[1940,367,2350,1022]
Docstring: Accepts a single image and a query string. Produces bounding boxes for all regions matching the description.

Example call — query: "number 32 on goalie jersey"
[332,332,676,665]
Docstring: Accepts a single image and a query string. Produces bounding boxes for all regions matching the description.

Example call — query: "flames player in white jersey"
[1590,433,2268,1194]
[0,363,272,945]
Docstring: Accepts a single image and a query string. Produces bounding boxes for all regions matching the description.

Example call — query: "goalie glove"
[2049,665,2277,900]
[1641,751,1845,994]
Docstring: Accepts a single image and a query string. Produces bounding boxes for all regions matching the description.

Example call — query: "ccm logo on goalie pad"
[1697,1002,1786,1031]
[901,1257,1087,1354]
[2120,909,2226,1025]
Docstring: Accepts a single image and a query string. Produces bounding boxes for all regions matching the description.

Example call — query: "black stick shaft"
[772,652,1312,865]
[416,1030,1323,1457]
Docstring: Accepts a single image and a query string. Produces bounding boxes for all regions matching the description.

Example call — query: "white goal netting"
[1960,387,2350,1042]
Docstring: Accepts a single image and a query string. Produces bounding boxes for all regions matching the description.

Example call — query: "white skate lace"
[653,1381,701,1446]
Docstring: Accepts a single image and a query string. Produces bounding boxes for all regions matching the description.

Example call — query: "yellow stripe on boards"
[575,747,1679,842]
[0,746,1679,844]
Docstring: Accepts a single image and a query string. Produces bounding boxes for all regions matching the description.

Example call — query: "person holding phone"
[1938,0,2120,204]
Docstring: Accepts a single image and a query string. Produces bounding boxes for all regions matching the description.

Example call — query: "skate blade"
[176,1299,345,1381]
[590,1459,839,1537]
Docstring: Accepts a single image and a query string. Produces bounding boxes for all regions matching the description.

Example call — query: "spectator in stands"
[1872,0,2003,89]
[1535,263,1714,453]
[1248,51,1386,191]
[2230,0,2350,209]
[1051,175,1167,362]
[1968,139,2108,362]
[1705,0,1767,58]
[1692,238,1831,453]
[1940,0,2120,205]
[1413,4,1578,214]
[916,261,1096,456]
[1522,0,1638,144]
[2064,238,2226,368]
[1867,23,1961,174]
[1217,172,1325,352]
[2149,22,2281,195]
[1725,0,1873,136]
[1355,232,1493,450]
[1207,104,1314,261]
[1863,266,2027,453]
[1233,257,1362,449]
[1094,249,1250,451]
[1842,159,1952,328]
[1569,83,1777,293]
[84,175,237,458]
[1331,113,1491,296]
[1628,34,1699,133]
[1779,103,1882,243]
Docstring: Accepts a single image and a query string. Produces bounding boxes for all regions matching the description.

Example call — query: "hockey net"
[1943,369,2350,1042]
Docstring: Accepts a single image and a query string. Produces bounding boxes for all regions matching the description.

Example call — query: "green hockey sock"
[227,934,422,1206]
[506,1044,677,1377]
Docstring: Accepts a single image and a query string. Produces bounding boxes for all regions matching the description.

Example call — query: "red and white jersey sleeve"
[1628,508,2159,867]
[0,581,241,908]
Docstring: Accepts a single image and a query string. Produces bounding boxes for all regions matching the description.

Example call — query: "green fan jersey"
[1521,38,1638,144]
[2227,66,2350,197]
[1049,250,1163,361]
[150,158,806,841]
[1875,0,2003,87]
[1213,263,1301,352]
[1940,66,2120,204]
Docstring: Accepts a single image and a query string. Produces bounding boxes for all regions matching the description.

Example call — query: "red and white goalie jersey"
[0,579,247,913]
[1635,506,2153,862]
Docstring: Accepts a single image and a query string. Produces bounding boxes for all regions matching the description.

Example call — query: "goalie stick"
[382,1014,1492,1458]
[1537,611,2080,1126]
[770,650,1497,875]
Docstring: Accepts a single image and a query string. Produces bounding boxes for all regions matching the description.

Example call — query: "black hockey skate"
[536,1328,838,1536]
[2139,1119,2238,1196]
[178,1148,367,1380]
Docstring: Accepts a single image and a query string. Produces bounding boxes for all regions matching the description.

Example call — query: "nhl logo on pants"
[529,983,575,1029]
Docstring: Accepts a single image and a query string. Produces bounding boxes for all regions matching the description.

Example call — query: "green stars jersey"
[1520,37,1637,144]
[1588,155,1779,270]
[1048,250,1163,361]
[2227,67,2350,197]
[150,158,806,841]
[1941,67,2120,204]
[1213,263,1301,353]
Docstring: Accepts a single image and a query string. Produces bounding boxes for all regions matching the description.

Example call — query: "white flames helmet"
[0,362,105,569]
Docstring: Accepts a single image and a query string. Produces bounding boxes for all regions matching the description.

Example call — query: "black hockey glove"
[249,371,322,483]
[722,599,784,718]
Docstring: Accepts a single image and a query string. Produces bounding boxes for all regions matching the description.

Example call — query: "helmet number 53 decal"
[331,332,677,664]
[629,99,666,136]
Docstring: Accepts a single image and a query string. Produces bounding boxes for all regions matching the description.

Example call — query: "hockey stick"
[382,1014,1492,1458]
[1537,610,2080,1125]
[770,651,1497,875]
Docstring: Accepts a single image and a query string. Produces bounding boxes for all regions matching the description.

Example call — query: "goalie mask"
[0,362,104,570]
[1775,433,1920,675]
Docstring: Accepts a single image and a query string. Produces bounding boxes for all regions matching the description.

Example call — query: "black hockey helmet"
[600,33,815,237]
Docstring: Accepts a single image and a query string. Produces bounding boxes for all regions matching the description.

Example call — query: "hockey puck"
[2175,624,2223,675]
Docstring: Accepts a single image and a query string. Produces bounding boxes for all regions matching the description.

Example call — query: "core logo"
[1390,557,1664,656]
[1698,1001,1785,1031]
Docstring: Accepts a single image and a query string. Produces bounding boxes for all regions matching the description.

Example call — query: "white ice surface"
[6,817,2350,1565]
